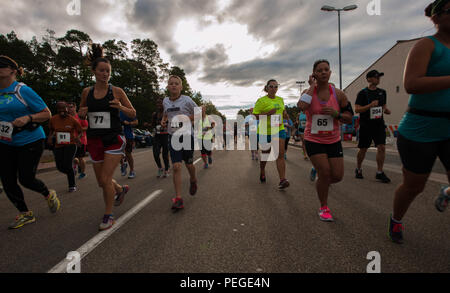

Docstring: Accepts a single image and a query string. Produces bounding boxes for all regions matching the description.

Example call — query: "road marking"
[48,189,163,273]
[194,158,202,165]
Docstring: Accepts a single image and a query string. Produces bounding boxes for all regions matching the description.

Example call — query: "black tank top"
[86,85,123,138]
[152,111,168,135]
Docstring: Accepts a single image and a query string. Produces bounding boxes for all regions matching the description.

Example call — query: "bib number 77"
[88,112,111,129]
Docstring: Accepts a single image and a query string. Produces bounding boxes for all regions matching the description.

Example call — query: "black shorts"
[125,138,134,153]
[397,134,450,174]
[169,135,194,164]
[358,123,386,148]
[198,138,212,156]
[75,144,86,158]
[305,140,343,158]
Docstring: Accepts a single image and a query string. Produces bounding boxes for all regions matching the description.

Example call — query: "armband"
[300,94,313,104]
[340,102,354,116]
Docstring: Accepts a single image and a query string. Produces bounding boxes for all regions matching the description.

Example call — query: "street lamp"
[321,4,357,90]
[296,81,306,94]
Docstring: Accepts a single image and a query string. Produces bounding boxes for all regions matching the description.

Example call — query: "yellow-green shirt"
[253,95,285,135]
[197,116,213,140]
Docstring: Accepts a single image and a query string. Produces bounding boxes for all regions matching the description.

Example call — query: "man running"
[68,102,88,180]
[355,70,392,183]
[120,111,138,179]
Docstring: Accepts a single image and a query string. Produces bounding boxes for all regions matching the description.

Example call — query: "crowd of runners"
[0,1,449,246]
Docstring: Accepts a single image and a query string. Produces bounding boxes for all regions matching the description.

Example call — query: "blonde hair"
[168,75,183,85]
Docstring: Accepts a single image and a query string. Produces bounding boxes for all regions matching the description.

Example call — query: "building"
[344,38,421,126]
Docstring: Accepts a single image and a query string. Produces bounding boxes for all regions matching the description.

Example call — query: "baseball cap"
[366,70,384,79]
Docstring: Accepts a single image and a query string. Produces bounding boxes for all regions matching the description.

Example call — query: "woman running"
[298,108,308,161]
[161,75,198,211]
[389,0,450,244]
[78,44,135,230]
[198,106,214,169]
[0,55,60,229]
[298,60,353,222]
[48,101,83,192]
[152,98,170,178]
[252,79,290,190]
[283,112,294,160]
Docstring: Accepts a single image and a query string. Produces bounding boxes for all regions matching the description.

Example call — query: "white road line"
[48,189,163,273]
[194,158,202,165]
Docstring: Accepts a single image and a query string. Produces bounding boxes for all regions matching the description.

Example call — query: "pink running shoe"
[318,206,334,222]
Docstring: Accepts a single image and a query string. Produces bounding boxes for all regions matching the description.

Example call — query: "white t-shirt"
[163,95,197,135]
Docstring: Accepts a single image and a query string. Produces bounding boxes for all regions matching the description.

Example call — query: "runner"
[297,108,308,160]
[198,106,214,169]
[78,44,134,230]
[248,108,259,161]
[152,98,170,178]
[252,79,290,190]
[389,0,450,244]
[68,102,88,180]
[297,60,353,222]
[120,110,138,179]
[161,75,198,211]
[48,101,83,192]
[355,70,392,183]
[283,112,294,160]
[0,55,60,229]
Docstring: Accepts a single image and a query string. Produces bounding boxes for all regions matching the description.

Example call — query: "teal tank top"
[398,36,450,142]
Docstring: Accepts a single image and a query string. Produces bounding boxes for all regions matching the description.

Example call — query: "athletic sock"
[391,216,402,224]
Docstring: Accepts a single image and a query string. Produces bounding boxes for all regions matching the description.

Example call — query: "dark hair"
[264,79,278,92]
[0,55,24,76]
[313,59,330,71]
[425,0,450,17]
[87,44,110,70]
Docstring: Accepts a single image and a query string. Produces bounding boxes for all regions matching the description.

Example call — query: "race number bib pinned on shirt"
[56,132,71,144]
[88,112,111,129]
[0,121,13,141]
[271,115,281,127]
[370,107,383,119]
[311,115,333,134]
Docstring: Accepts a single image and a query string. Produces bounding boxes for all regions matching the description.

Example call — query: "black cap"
[366,70,384,79]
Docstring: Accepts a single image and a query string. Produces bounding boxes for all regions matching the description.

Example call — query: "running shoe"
[388,216,404,244]
[376,172,391,183]
[189,181,198,196]
[310,168,317,182]
[78,172,87,180]
[355,168,363,179]
[69,186,78,193]
[318,206,334,222]
[278,179,290,190]
[128,171,136,179]
[99,214,115,231]
[163,169,170,178]
[435,186,450,213]
[46,190,60,214]
[260,174,266,183]
[8,211,36,229]
[114,185,129,207]
[208,156,212,165]
[204,163,209,169]
[121,162,128,176]
[157,168,164,178]
[171,197,184,210]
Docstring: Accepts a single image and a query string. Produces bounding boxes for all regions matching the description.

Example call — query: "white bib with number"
[271,115,281,127]
[311,115,333,134]
[0,121,13,141]
[370,107,383,119]
[88,112,111,129]
[56,132,71,144]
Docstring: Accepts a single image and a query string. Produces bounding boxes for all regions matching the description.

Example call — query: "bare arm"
[112,87,136,119]
[404,37,450,94]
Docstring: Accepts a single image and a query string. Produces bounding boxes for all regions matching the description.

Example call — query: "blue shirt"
[399,36,450,142]
[283,119,293,137]
[0,81,47,146]
[120,111,136,139]
[298,113,307,129]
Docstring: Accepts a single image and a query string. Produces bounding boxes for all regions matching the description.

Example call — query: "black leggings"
[153,134,170,170]
[53,144,77,188]
[0,139,50,213]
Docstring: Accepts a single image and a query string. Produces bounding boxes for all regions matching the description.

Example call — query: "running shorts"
[304,140,343,158]
[169,135,194,164]
[87,135,126,163]
[358,123,386,149]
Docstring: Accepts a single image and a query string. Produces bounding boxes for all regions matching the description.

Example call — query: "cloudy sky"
[2,0,436,118]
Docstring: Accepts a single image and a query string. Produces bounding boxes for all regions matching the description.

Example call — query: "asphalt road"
[0,143,449,273]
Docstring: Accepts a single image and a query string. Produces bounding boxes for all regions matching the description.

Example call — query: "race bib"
[370,107,383,119]
[311,115,333,134]
[0,121,13,141]
[56,132,71,144]
[271,115,281,127]
[88,112,111,129]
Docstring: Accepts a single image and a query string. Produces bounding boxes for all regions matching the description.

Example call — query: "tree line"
[0,29,225,130]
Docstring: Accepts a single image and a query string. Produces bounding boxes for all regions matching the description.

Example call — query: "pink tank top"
[304,84,341,144]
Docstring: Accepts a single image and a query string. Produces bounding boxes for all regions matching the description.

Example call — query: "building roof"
[344,38,422,91]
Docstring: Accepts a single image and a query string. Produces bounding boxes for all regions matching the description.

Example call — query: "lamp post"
[296,81,306,94]
[321,4,357,90]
